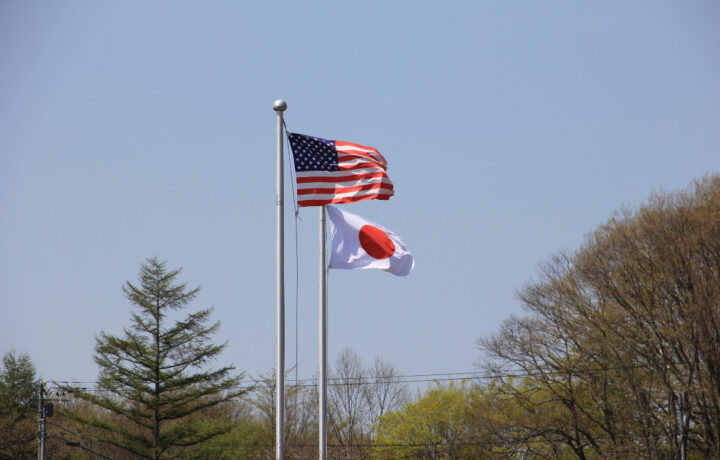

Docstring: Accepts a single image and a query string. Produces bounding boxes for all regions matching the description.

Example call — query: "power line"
[50,364,648,393]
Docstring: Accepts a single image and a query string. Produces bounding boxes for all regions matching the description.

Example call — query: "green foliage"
[61,257,249,460]
[0,350,38,416]
[183,420,266,459]
[373,382,492,459]
[0,350,39,459]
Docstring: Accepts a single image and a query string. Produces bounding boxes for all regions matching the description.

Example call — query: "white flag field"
[326,205,414,277]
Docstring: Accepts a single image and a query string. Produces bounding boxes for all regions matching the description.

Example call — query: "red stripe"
[337,151,384,163]
[296,171,388,184]
[298,193,392,207]
[297,182,394,196]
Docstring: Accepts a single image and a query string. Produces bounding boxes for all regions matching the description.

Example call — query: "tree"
[478,175,720,458]
[180,399,266,460]
[364,356,408,422]
[250,369,317,459]
[0,349,39,460]
[373,382,488,460]
[328,348,369,455]
[61,257,248,460]
[326,349,408,459]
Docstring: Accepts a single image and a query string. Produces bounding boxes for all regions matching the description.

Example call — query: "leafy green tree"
[177,400,266,460]
[61,257,248,460]
[187,419,266,459]
[374,382,486,460]
[0,349,39,460]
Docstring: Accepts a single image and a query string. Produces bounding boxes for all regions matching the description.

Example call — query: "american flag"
[288,132,394,207]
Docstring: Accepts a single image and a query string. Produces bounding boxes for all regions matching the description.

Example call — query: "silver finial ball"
[273,99,287,111]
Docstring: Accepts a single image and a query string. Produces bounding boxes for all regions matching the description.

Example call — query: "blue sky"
[1,1,719,386]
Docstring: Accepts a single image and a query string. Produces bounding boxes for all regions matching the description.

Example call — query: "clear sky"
[2,1,719,387]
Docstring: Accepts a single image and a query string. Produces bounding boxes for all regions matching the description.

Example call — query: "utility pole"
[37,383,45,460]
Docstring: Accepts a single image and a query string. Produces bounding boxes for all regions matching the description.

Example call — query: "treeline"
[472,175,720,459]
[0,348,408,459]
[2,175,720,459]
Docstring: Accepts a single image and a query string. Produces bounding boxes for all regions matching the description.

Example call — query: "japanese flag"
[326,205,414,277]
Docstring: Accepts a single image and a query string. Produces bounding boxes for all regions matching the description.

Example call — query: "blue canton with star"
[288,133,340,172]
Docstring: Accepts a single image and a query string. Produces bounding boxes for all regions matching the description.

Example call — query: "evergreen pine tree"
[0,350,39,459]
[62,257,247,459]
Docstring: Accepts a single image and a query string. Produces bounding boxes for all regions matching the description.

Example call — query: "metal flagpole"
[273,99,287,460]
[319,205,328,460]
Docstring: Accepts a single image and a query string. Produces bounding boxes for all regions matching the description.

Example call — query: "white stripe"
[336,157,386,169]
[335,144,377,154]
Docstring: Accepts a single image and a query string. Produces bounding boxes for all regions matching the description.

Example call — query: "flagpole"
[319,205,328,460]
[273,99,287,460]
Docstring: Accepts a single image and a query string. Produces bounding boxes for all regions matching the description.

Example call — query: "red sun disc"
[359,225,395,260]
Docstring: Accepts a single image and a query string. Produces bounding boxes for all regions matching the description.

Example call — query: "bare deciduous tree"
[479,175,720,458]
[365,357,408,422]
